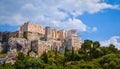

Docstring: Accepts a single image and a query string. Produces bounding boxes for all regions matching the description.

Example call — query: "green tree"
[24,57,43,69]
[93,41,100,48]
[82,39,93,53]
[55,46,58,59]
[64,46,68,57]
[14,60,25,69]
[0,63,15,69]
[17,52,25,60]
[91,41,101,58]
[99,54,120,69]
[42,51,48,63]
[71,47,75,61]
[81,39,93,60]
[109,44,118,53]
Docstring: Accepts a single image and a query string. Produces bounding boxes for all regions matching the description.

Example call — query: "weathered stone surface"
[68,29,77,37]
[0,32,2,42]
[31,40,52,57]
[31,40,62,57]
[60,47,65,54]
[20,22,45,35]
[58,30,66,40]
[8,38,30,56]
[23,41,31,56]
[51,40,62,51]
[7,49,18,57]
[0,31,23,43]
[29,51,36,57]
[45,27,53,41]
[1,32,10,42]
[24,31,44,41]
[67,36,82,50]
[67,30,82,50]
[45,27,66,41]
[20,22,45,41]
[0,42,3,52]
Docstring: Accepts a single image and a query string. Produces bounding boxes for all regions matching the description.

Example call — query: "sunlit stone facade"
[45,27,66,41]
[20,22,45,41]
[67,29,82,50]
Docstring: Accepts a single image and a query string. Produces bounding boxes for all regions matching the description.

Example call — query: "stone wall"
[67,29,82,50]
[0,32,2,42]
[45,27,66,41]
[31,40,52,57]
[20,22,66,41]
[45,27,53,41]
[52,40,62,51]
[0,42,3,52]
[67,36,81,50]
[58,30,66,40]
[20,22,45,35]
[31,40,62,57]
[68,29,77,37]
[24,31,44,41]
[20,22,45,41]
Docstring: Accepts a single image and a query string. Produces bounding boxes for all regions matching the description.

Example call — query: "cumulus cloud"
[0,0,119,32]
[100,36,120,49]
[65,18,87,31]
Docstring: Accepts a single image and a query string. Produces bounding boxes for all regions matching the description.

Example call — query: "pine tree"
[55,46,58,59]
[71,47,74,61]
[64,46,68,57]
[42,51,48,63]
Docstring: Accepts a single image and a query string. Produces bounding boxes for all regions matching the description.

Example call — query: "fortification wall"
[45,27,66,40]
[20,22,45,35]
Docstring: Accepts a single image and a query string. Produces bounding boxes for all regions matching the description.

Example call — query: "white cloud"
[12,14,27,25]
[58,0,119,16]
[0,14,28,26]
[92,27,97,32]
[100,36,120,49]
[0,0,119,32]
[22,3,37,10]
[65,18,87,31]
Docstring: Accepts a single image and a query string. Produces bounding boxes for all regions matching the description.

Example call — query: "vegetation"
[0,39,120,69]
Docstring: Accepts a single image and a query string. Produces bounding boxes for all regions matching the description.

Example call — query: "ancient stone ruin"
[1,22,82,57]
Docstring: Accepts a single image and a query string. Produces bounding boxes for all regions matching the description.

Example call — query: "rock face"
[29,51,37,57]
[8,38,30,56]
[7,49,18,57]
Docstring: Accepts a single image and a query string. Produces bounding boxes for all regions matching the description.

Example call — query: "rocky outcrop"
[29,51,37,57]
[7,49,17,57]
[8,38,31,56]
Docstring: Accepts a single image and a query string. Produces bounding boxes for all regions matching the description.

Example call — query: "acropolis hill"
[0,22,82,57]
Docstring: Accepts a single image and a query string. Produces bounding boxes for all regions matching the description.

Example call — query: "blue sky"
[0,0,120,48]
